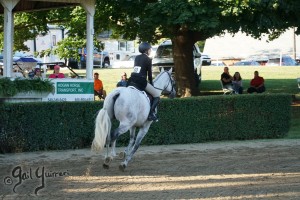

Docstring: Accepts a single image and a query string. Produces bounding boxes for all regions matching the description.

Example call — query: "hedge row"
[0,94,291,153]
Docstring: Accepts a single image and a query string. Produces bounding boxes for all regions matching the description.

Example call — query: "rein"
[153,71,175,95]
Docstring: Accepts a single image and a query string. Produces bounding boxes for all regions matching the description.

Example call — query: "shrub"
[0,78,54,97]
[0,94,291,153]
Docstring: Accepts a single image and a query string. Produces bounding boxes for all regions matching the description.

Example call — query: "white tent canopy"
[0,0,95,80]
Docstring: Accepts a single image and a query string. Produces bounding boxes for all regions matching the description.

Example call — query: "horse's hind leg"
[110,123,131,158]
[103,129,119,169]
[103,137,112,169]
[119,127,136,159]
[119,123,151,171]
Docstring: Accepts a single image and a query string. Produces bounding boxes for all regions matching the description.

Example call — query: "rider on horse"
[127,42,161,122]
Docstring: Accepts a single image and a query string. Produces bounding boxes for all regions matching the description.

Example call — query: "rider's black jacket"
[127,53,152,90]
[133,53,153,84]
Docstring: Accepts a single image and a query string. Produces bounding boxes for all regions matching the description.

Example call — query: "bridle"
[153,71,176,96]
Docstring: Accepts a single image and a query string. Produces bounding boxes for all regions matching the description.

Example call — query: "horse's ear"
[168,68,173,73]
[161,67,165,72]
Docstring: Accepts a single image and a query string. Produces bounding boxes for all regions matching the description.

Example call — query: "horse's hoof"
[103,163,110,169]
[119,152,126,159]
[119,163,126,172]
[104,157,112,165]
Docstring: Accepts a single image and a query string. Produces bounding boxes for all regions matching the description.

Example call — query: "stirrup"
[148,113,158,122]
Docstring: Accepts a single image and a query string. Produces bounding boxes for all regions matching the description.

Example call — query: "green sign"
[56,82,93,94]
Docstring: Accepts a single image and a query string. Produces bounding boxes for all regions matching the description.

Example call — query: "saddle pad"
[128,86,150,103]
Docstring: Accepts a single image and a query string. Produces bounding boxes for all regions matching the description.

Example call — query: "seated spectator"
[27,69,35,79]
[232,72,243,94]
[221,66,233,90]
[49,65,65,78]
[247,71,266,93]
[94,72,107,99]
[116,72,128,87]
[33,68,43,79]
[12,69,24,78]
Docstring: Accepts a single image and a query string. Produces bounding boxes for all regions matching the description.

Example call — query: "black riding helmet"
[138,42,152,55]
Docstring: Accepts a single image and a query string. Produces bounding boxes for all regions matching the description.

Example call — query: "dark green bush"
[0,94,291,153]
[0,78,54,97]
[144,94,291,145]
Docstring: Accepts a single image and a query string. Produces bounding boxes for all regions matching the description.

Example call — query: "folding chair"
[220,80,233,95]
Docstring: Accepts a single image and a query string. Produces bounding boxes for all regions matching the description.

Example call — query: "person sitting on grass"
[221,66,233,90]
[116,72,128,87]
[232,71,243,94]
[94,72,107,99]
[247,70,266,93]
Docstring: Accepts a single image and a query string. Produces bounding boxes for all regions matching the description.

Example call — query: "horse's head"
[153,68,176,98]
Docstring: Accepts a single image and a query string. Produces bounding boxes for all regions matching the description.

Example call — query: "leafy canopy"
[1,0,299,96]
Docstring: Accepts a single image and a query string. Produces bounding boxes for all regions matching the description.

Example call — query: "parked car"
[266,55,298,66]
[296,56,300,65]
[112,55,137,68]
[152,40,203,84]
[75,48,110,69]
[233,60,260,66]
[201,54,211,66]
[211,61,227,66]
[149,46,158,58]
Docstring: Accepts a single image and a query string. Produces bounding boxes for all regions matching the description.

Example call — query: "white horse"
[92,68,176,171]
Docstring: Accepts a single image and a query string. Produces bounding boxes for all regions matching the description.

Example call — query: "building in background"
[24,25,65,63]
[25,25,137,66]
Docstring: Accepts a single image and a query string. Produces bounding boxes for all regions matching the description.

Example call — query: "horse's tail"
[91,108,111,152]
[91,88,122,153]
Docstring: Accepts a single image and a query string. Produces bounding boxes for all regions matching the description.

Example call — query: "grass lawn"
[64,66,300,139]
[200,66,300,95]
[59,68,133,94]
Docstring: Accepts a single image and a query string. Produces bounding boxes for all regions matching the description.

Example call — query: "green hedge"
[0,94,291,153]
[0,78,54,97]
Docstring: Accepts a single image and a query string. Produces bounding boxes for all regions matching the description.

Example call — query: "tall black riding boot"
[148,97,160,122]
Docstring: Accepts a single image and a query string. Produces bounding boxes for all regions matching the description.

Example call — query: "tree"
[0,7,104,64]
[0,11,51,51]
[94,0,299,97]
[0,8,75,52]
[1,1,299,97]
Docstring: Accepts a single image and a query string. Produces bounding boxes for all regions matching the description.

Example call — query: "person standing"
[247,71,266,93]
[127,42,161,122]
[94,72,107,99]
[221,67,233,90]
[232,72,243,94]
[49,65,65,78]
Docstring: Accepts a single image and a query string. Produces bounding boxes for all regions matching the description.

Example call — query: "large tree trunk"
[172,32,198,97]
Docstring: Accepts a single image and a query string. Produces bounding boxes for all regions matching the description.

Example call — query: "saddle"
[127,86,151,103]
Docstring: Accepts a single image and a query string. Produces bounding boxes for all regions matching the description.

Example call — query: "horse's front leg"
[119,123,152,171]
[119,127,136,159]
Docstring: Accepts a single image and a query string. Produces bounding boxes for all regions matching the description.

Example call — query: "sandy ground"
[1,139,300,200]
